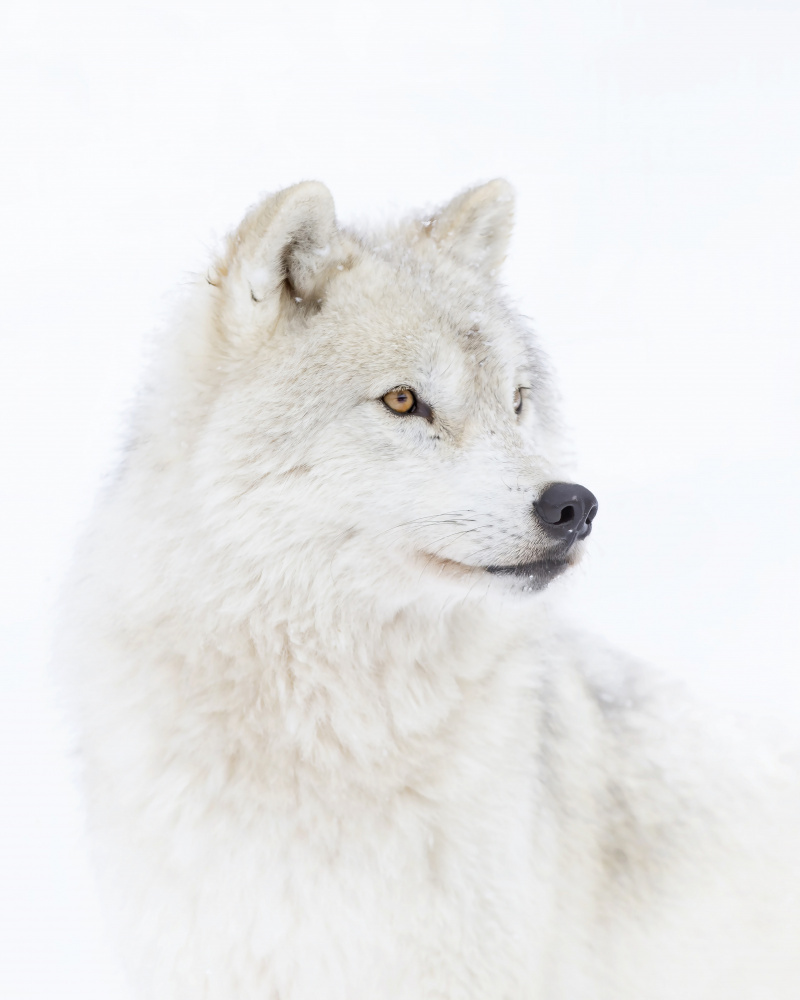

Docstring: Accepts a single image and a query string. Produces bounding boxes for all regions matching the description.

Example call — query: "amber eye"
[514,387,523,414]
[383,387,417,414]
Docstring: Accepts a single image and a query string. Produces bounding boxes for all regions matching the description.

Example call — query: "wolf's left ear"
[426,179,515,276]
[212,181,340,344]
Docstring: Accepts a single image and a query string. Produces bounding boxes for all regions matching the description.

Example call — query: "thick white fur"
[58,181,800,999]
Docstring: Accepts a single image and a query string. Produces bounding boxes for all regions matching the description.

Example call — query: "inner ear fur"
[212,182,341,344]
[425,179,515,275]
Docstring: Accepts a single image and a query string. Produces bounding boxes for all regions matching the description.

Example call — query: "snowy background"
[1,0,799,995]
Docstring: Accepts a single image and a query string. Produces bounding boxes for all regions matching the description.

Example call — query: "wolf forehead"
[207,179,544,391]
[305,258,538,390]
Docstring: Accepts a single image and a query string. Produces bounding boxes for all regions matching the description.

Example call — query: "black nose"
[534,482,598,543]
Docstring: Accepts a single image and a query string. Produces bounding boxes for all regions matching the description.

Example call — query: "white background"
[1,1,798,996]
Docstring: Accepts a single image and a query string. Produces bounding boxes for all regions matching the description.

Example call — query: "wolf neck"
[193,590,539,786]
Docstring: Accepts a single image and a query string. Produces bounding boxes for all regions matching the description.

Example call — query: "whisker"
[379,510,479,536]
[426,527,480,555]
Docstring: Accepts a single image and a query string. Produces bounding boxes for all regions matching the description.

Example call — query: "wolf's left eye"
[514,387,523,414]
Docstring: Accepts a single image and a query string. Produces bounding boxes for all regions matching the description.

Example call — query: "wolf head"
[128,182,596,631]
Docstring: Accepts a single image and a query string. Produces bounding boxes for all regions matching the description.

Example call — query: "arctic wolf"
[59,181,799,999]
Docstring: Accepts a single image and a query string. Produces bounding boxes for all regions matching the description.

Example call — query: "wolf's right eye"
[382,387,434,422]
[383,387,417,414]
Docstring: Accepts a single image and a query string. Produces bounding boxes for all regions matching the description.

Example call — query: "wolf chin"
[58,181,799,998]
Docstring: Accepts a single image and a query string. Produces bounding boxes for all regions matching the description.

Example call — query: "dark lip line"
[485,559,570,580]
[420,552,572,583]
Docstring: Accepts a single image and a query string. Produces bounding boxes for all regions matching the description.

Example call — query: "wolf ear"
[426,179,515,276]
[212,181,340,343]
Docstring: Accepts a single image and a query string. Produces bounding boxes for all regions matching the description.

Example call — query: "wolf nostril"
[534,483,598,542]
[556,505,575,525]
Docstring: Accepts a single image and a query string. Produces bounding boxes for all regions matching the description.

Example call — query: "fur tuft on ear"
[212,182,340,344]
[427,179,515,276]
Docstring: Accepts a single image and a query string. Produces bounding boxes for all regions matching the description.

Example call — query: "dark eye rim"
[381,386,434,423]
[514,385,531,415]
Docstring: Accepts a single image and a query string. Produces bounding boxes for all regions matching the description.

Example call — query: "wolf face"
[135,182,596,628]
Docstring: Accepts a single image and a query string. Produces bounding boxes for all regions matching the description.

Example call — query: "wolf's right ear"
[210,182,340,345]
[423,180,515,277]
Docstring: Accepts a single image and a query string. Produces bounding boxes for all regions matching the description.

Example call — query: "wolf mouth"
[423,552,571,590]
[485,559,570,588]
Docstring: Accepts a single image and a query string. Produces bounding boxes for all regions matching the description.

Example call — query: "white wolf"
[59,181,799,999]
